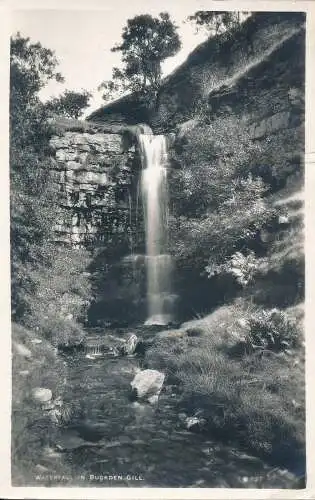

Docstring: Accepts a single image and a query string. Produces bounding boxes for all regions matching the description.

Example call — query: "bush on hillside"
[206,250,269,287]
[251,128,304,192]
[167,117,276,276]
[22,245,92,345]
[168,179,274,272]
[247,307,301,352]
[169,117,262,215]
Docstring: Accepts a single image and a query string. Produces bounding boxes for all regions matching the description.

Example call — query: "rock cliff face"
[204,27,305,142]
[171,22,305,186]
[49,127,138,245]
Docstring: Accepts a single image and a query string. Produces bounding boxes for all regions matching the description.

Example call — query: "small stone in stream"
[133,439,146,446]
[147,394,159,405]
[194,479,206,486]
[201,447,212,455]
[43,446,62,458]
[105,440,122,449]
[30,338,42,344]
[185,416,207,431]
[35,464,49,472]
[19,370,30,376]
[120,334,138,355]
[32,387,52,404]
[14,342,32,359]
[178,412,187,421]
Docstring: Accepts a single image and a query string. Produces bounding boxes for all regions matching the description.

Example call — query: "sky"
[11,3,209,114]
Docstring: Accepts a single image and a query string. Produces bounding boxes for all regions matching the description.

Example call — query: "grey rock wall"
[50,129,137,245]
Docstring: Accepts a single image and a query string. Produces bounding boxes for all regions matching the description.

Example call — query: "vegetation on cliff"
[10,33,91,341]
[187,11,250,36]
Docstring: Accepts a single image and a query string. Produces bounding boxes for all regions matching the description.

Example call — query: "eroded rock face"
[50,130,137,245]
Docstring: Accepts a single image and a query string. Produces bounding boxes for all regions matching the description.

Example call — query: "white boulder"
[130,369,165,403]
[32,387,52,404]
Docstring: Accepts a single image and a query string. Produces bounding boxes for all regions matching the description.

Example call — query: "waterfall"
[139,133,173,326]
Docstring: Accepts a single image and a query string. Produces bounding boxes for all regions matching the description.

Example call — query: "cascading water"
[139,133,173,326]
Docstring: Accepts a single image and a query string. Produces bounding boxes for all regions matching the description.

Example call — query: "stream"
[35,328,299,489]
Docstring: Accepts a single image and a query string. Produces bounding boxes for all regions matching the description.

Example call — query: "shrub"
[23,245,92,343]
[206,250,265,287]
[167,116,276,276]
[168,184,274,273]
[39,315,85,347]
[247,307,301,352]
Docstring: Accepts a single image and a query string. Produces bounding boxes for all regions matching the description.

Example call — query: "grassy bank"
[11,322,73,484]
[145,300,305,477]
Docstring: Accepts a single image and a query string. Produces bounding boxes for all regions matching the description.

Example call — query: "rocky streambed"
[27,327,301,488]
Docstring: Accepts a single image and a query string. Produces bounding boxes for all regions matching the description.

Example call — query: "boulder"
[130,369,165,404]
[32,387,53,404]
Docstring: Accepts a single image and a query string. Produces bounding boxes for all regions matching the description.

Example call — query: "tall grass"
[146,301,305,470]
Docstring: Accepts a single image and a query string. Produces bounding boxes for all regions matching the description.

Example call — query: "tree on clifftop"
[187,11,250,37]
[99,12,181,105]
[44,89,92,119]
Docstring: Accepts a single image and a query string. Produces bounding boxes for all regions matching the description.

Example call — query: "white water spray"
[139,133,173,326]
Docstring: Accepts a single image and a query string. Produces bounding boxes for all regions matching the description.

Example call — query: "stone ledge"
[49,117,151,141]
[49,117,127,135]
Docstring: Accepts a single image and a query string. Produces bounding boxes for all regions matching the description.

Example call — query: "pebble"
[35,464,49,472]
[43,446,62,458]
[105,440,121,448]
[14,342,32,359]
[194,479,206,486]
[133,439,146,446]
[201,447,212,455]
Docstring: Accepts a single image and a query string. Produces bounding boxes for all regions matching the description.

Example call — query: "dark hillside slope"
[153,12,305,130]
